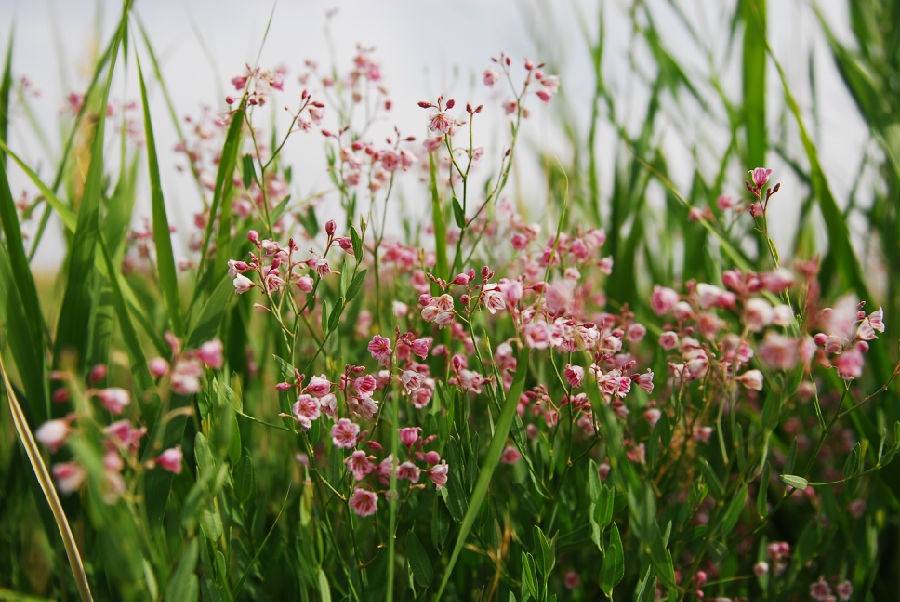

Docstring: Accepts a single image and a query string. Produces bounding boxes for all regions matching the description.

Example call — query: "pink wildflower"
[345,451,373,481]
[35,418,72,453]
[349,488,378,517]
[397,461,421,482]
[501,446,522,464]
[156,446,183,474]
[52,461,86,495]
[367,335,392,366]
[651,285,679,315]
[232,273,255,294]
[563,364,584,388]
[331,418,360,449]
[399,427,419,448]
[736,369,763,391]
[292,394,321,429]
[429,461,450,490]
[96,388,130,415]
[196,338,224,369]
[148,357,169,378]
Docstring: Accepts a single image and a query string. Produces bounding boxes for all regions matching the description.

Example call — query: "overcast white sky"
[1,0,868,269]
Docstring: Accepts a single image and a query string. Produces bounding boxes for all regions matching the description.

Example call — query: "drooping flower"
[349,488,378,517]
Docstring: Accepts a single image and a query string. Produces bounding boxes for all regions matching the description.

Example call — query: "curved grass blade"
[0,352,94,602]
[434,346,530,600]
[137,58,183,337]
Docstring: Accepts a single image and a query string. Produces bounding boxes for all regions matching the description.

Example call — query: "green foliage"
[0,2,898,601]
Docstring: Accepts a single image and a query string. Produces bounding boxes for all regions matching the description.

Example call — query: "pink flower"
[835,349,864,379]
[744,297,774,332]
[759,333,798,371]
[659,331,680,351]
[836,579,853,601]
[52,461,87,495]
[483,68,498,86]
[736,369,763,391]
[501,446,521,465]
[429,461,449,490]
[409,337,432,359]
[397,461,421,482]
[345,451,373,481]
[96,388,130,415]
[156,446,183,474]
[651,285,679,315]
[810,577,831,601]
[232,273,255,294]
[563,364,584,388]
[196,338,223,369]
[750,167,772,189]
[693,426,713,443]
[296,275,314,292]
[35,418,71,453]
[148,357,169,378]
[292,394,321,429]
[171,359,203,395]
[367,335,392,366]
[105,420,146,455]
[305,375,332,397]
[563,571,580,589]
[643,407,661,428]
[753,562,769,577]
[330,418,360,449]
[399,427,419,448]
[349,488,378,517]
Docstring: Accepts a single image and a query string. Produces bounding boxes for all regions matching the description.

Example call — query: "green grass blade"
[54,8,128,371]
[138,58,183,337]
[0,140,76,231]
[0,39,50,421]
[767,44,869,299]
[434,346,530,600]
[741,0,767,169]
[0,352,94,602]
[429,154,448,280]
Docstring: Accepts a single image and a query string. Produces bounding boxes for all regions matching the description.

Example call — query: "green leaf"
[405,531,433,588]
[436,347,530,598]
[346,269,367,302]
[241,153,256,190]
[350,225,364,262]
[187,275,233,348]
[779,474,809,490]
[233,453,255,505]
[599,523,625,596]
[533,525,555,577]
[521,552,538,600]
[165,539,199,602]
[138,59,183,337]
[719,483,747,534]
[451,196,466,229]
[757,462,770,519]
[429,154,448,279]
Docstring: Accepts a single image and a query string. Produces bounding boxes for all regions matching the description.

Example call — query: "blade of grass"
[0,39,49,422]
[138,57,183,337]
[54,5,129,371]
[766,44,869,298]
[434,346,530,600]
[0,352,94,602]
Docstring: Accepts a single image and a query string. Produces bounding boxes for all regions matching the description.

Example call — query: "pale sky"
[1,0,868,269]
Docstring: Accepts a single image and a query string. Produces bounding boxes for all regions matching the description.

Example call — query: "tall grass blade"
[138,59,183,337]
[54,8,128,371]
[434,346,530,600]
[0,353,94,602]
[767,46,868,299]
[0,37,49,421]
